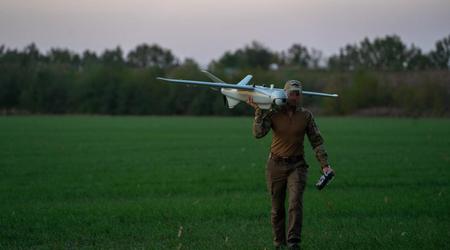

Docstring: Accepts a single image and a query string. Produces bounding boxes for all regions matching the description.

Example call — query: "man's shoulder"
[298,107,313,117]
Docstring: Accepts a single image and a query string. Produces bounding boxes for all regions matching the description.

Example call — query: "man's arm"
[253,107,272,139]
[305,111,331,172]
[247,97,272,139]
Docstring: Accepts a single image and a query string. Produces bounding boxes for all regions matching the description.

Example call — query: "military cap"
[284,80,302,93]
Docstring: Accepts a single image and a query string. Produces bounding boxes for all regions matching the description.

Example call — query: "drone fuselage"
[221,85,287,109]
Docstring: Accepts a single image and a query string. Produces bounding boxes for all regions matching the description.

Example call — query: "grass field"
[0,116,449,249]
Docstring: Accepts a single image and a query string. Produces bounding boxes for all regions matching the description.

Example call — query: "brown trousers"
[266,157,308,247]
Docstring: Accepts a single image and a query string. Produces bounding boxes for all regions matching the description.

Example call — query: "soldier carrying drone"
[158,73,336,250]
[247,80,335,250]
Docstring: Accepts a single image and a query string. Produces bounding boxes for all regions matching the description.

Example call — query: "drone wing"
[302,91,338,98]
[157,77,255,90]
[201,70,225,83]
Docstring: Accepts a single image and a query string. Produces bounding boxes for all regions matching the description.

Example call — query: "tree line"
[0,35,449,116]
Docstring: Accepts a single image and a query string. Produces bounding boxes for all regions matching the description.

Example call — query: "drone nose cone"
[271,90,287,106]
[274,98,286,106]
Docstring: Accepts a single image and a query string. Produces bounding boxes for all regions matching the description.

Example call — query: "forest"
[1,35,449,116]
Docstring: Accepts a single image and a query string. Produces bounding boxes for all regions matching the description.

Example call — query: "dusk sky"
[1,0,449,65]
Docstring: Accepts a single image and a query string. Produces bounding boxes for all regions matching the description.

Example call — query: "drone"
[157,70,338,110]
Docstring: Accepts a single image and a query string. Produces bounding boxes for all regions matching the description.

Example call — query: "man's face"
[286,89,301,106]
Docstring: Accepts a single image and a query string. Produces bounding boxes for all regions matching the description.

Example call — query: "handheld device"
[315,169,335,190]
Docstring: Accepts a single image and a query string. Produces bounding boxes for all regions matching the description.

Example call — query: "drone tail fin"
[237,75,253,86]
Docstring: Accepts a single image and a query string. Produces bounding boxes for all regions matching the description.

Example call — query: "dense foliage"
[1,35,449,116]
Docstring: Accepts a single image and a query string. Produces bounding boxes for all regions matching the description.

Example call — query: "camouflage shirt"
[253,105,329,168]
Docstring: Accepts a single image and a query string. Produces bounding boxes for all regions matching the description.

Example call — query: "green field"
[0,116,449,249]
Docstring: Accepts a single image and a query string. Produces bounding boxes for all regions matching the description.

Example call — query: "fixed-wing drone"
[157,71,338,109]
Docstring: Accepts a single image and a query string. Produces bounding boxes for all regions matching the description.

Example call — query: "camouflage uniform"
[253,101,329,248]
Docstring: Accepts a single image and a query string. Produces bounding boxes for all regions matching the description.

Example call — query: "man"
[247,80,334,250]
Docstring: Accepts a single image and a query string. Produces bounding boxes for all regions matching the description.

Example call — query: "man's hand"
[246,96,259,109]
[322,165,333,174]
[316,165,335,190]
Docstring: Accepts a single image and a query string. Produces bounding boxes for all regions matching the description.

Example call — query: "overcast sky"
[1,0,449,64]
